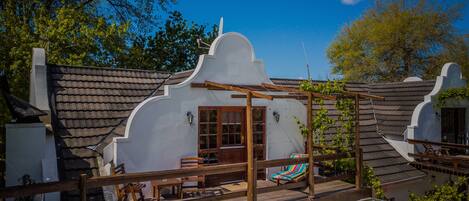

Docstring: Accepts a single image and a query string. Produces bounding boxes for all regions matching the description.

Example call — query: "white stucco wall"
[29,48,50,113]
[105,33,307,192]
[379,64,469,200]
[385,63,468,160]
[5,123,59,201]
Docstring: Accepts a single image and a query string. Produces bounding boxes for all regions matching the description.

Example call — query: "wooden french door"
[441,108,466,149]
[218,108,246,183]
[198,106,266,186]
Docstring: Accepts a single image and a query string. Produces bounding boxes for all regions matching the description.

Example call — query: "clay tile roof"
[1,69,46,122]
[48,63,436,197]
[47,64,172,200]
[2,93,47,121]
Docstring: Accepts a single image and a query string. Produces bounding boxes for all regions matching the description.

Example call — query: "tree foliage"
[120,11,218,72]
[94,0,175,33]
[327,0,469,82]
[0,0,217,124]
[0,0,129,124]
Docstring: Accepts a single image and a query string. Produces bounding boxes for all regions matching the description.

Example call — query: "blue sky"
[171,0,468,80]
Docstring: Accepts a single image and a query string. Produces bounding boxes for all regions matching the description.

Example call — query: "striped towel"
[270,153,308,181]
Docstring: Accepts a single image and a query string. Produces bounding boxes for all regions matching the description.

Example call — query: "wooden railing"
[408,139,469,171]
[408,139,469,150]
[0,152,356,200]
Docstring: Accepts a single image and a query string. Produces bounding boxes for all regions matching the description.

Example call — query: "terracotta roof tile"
[48,64,172,200]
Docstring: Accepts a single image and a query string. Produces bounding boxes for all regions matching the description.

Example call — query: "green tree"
[327,0,469,82]
[0,1,217,125]
[0,1,130,124]
[120,11,218,72]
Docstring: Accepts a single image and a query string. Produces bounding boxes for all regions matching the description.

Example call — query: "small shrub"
[409,177,467,201]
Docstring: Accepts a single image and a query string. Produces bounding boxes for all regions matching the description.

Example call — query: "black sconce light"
[273,111,280,123]
[186,111,194,125]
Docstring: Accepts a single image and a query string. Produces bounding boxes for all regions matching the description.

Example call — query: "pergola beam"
[231,94,307,100]
[246,92,256,201]
[306,93,314,198]
[193,81,385,101]
[204,81,273,100]
[354,94,362,190]
[261,83,336,100]
[261,83,384,101]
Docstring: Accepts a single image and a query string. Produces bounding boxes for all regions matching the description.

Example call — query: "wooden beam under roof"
[191,82,277,92]
[202,81,273,100]
[261,83,336,100]
[231,94,307,100]
[261,83,384,100]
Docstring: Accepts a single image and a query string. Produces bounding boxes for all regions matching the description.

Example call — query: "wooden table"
[152,178,182,201]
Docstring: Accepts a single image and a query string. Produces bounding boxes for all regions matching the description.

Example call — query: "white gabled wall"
[386,63,468,160]
[104,33,307,195]
[408,63,468,155]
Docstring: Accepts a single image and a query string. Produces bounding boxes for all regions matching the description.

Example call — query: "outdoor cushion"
[270,153,308,182]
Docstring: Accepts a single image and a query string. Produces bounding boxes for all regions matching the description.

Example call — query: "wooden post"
[466,179,469,201]
[253,158,258,199]
[246,92,256,201]
[79,174,87,201]
[354,94,362,190]
[307,93,315,198]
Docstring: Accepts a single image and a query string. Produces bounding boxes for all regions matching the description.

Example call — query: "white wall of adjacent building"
[382,63,469,201]
[5,123,59,201]
[385,63,469,159]
[4,47,61,201]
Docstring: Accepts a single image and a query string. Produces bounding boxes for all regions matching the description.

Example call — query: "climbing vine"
[295,80,355,173]
[363,166,385,199]
[294,80,389,197]
[297,80,355,151]
[436,87,469,108]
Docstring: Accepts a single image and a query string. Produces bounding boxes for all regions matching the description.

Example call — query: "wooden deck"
[158,180,370,201]
[224,180,369,201]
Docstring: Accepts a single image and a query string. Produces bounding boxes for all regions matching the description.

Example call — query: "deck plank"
[221,180,368,201]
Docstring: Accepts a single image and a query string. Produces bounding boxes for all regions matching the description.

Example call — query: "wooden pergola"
[192,81,384,201]
[260,83,385,194]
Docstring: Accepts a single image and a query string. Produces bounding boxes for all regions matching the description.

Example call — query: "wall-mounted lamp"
[273,111,280,123]
[186,111,194,125]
